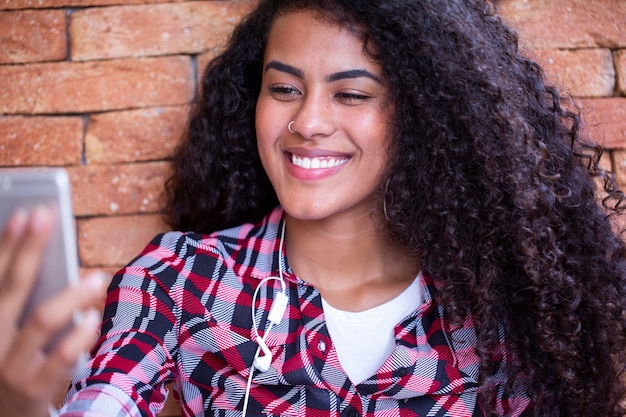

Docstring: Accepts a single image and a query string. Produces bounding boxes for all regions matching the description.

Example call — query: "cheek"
[255,98,284,142]
[255,104,273,152]
[360,114,392,160]
[254,99,267,141]
[255,108,283,173]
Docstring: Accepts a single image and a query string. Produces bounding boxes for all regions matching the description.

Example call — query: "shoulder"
[129,207,284,279]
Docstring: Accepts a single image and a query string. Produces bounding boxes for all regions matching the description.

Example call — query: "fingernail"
[7,208,28,236]
[82,308,101,329]
[81,271,107,293]
[30,204,51,232]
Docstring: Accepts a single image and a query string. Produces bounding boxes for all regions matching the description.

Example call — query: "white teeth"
[291,154,348,169]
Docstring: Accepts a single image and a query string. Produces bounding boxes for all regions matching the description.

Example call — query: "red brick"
[78,214,168,267]
[1,0,175,10]
[66,162,171,217]
[498,0,626,49]
[599,149,612,172]
[0,56,194,114]
[70,1,250,61]
[610,150,626,187]
[615,50,626,97]
[85,106,188,164]
[530,48,615,98]
[576,98,626,149]
[0,9,66,64]
[0,115,83,166]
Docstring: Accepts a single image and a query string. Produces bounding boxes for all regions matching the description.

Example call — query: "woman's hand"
[0,207,104,417]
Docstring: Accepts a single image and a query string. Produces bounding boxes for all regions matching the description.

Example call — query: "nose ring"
[288,120,296,134]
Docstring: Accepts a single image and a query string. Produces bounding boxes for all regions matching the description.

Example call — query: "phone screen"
[0,168,80,327]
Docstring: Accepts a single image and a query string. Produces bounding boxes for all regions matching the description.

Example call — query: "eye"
[335,91,371,105]
[267,84,300,100]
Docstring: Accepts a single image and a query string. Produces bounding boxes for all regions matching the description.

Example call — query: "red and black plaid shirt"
[60,207,530,417]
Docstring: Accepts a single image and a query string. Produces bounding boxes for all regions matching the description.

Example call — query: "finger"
[0,209,28,288]
[0,210,28,359]
[15,272,106,360]
[5,272,106,377]
[19,308,101,404]
[0,207,54,362]
[42,308,101,382]
[0,206,53,325]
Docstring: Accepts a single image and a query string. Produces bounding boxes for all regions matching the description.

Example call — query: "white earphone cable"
[48,404,59,417]
[242,220,287,416]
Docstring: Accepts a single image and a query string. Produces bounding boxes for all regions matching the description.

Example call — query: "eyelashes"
[267,85,372,104]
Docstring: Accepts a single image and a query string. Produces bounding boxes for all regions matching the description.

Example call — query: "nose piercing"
[288,121,296,134]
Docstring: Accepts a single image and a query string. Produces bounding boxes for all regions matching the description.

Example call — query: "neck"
[284,211,420,312]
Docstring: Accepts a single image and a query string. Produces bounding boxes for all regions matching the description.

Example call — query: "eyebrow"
[327,69,381,83]
[264,60,382,84]
[265,61,304,79]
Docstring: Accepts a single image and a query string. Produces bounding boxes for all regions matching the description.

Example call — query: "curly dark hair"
[163,0,626,415]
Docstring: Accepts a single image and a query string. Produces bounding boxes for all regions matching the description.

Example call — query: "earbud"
[268,291,288,325]
[253,338,272,372]
[249,221,289,377]
[252,291,288,373]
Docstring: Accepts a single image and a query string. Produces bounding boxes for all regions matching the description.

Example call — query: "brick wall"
[0,0,625,415]
[0,0,251,280]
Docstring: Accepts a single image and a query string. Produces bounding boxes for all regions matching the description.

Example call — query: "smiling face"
[256,10,393,224]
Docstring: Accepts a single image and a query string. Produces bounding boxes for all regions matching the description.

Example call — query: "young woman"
[55,0,626,416]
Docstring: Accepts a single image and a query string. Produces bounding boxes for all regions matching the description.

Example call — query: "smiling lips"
[290,153,349,170]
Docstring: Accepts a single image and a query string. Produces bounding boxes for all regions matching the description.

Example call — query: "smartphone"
[0,168,80,328]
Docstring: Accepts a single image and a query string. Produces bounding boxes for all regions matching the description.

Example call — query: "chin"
[283,208,326,222]
[281,202,334,222]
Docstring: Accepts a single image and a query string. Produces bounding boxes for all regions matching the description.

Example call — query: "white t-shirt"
[321,273,423,384]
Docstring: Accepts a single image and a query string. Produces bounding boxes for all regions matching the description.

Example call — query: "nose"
[290,90,336,139]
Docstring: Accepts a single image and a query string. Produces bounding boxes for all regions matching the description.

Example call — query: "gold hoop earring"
[383,178,392,222]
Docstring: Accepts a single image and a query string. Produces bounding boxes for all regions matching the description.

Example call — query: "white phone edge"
[0,167,80,326]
